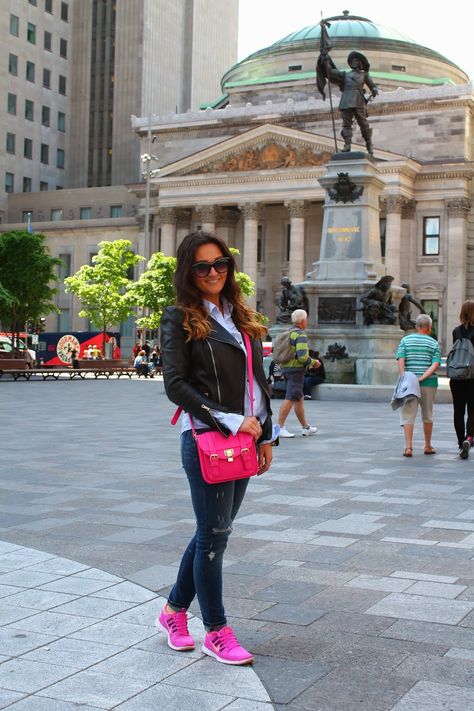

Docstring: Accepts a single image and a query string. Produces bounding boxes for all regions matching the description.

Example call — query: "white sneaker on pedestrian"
[279,426,295,438]
[302,425,318,436]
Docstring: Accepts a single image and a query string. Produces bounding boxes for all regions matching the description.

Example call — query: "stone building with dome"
[2,12,473,353]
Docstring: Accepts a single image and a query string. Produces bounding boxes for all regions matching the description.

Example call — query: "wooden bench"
[0,365,139,381]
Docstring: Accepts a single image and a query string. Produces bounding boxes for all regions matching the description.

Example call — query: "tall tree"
[65,240,143,356]
[0,231,61,355]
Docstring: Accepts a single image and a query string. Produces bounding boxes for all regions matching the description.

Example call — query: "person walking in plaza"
[159,231,274,665]
[396,314,441,457]
[450,300,474,459]
[278,309,319,438]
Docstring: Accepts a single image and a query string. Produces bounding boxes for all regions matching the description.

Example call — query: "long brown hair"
[460,300,474,328]
[174,231,267,341]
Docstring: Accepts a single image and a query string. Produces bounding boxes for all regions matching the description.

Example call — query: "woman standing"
[450,301,474,459]
[159,231,274,665]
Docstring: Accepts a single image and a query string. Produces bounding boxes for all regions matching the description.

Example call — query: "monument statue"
[316,18,378,155]
[398,283,426,331]
[360,275,398,325]
[276,276,309,324]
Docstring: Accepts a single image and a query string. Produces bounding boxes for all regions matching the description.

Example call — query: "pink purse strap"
[171,331,255,427]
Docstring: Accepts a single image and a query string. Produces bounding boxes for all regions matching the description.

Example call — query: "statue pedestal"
[294,153,404,386]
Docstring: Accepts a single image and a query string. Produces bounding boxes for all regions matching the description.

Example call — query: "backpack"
[446,338,474,379]
[272,329,295,364]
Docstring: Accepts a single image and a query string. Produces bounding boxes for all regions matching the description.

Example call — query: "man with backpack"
[275,309,319,438]
[448,300,474,459]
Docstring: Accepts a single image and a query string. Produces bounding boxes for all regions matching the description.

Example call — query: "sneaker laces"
[213,626,240,652]
[168,610,189,635]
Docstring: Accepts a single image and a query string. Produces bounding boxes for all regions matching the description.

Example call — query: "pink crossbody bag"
[171,331,259,484]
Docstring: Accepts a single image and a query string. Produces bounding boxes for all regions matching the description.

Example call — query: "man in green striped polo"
[278,309,319,438]
[396,314,441,457]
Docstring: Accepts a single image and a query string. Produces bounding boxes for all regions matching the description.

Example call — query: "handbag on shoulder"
[172,332,259,484]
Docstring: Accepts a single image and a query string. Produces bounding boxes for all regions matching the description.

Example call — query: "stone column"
[383,195,404,283]
[285,200,307,284]
[157,207,177,256]
[240,203,262,308]
[196,205,216,233]
[175,209,192,250]
[401,199,416,284]
[216,207,240,245]
[445,197,471,331]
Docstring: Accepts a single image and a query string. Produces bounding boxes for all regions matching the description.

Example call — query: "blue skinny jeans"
[167,429,249,630]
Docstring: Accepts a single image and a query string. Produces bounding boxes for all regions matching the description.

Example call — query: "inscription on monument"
[318,297,357,324]
[324,209,362,260]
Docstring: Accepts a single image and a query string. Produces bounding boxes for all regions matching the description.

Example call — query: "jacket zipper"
[206,340,221,404]
[201,403,227,436]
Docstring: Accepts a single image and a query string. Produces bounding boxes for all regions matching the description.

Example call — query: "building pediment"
[157,124,339,179]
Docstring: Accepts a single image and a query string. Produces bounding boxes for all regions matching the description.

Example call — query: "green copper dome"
[218,11,468,103]
[275,13,416,46]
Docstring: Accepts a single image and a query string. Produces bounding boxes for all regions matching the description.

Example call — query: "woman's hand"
[238,416,262,440]
[257,443,272,475]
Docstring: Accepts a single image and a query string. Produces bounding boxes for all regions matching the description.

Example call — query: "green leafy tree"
[0,230,61,355]
[65,240,143,356]
[126,251,176,331]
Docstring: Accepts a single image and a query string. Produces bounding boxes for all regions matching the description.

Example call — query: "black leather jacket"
[161,306,272,441]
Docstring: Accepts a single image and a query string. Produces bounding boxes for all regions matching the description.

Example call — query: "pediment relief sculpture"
[183,142,333,175]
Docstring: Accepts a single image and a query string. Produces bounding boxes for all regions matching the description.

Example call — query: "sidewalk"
[1,379,474,710]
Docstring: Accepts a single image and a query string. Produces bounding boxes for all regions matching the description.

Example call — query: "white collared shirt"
[181,298,268,435]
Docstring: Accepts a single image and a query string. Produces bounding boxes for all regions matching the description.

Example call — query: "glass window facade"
[59,75,66,94]
[45,0,53,13]
[24,138,33,159]
[57,308,70,331]
[58,112,66,132]
[110,205,123,218]
[43,68,51,88]
[9,53,18,75]
[40,181,48,191]
[6,133,15,154]
[80,207,92,219]
[25,100,34,121]
[51,209,63,221]
[60,38,67,58]
[23,177,32,192]
[57,148,65,169]
[5,173,14,193]
[42,105,50,126]
[7,93,17,115]
[10,14,19,36]
[61,2,69,21]
[423,217,440,256]
[44,30,52,51]
[27,22,36,44]
[58,254,71,279]
[26,61,35,82]
[41,143,49,164]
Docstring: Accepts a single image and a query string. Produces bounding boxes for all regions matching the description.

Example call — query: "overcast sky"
[238,1,474,81]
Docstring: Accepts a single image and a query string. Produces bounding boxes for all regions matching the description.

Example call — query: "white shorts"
[400,386,437,426]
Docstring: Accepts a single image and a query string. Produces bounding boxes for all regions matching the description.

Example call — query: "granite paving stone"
[391,680,474,711]
[0,658,76,693]
[35,669,153,708]
[366,592,474,624]
[0,689,25,709]
[2,382,474,709]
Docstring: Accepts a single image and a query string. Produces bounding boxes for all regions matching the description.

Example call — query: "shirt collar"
[203,297,233,317]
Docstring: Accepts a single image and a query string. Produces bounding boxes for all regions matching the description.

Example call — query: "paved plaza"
[1,379,474,710]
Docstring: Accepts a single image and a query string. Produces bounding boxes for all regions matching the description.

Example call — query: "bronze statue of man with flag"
[316,18,378,155]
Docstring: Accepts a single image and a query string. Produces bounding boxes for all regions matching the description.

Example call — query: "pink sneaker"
[157,608,195,651]
[202,626,253,665]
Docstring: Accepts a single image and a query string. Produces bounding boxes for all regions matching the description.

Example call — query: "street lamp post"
[139,122,159,344]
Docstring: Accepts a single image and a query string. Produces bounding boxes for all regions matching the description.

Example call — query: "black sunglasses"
[191,257,231,278]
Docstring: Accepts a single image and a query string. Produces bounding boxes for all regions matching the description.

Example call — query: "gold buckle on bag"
[224,448,234,462]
